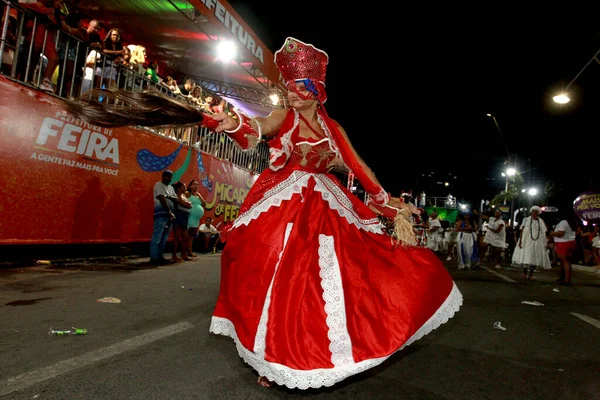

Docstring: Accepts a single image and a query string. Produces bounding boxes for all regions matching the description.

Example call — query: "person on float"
[511,205,551,280]
[66,37,463,390]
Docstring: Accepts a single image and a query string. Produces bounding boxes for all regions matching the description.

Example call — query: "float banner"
[573,192,600,222]
[0,77,258,244]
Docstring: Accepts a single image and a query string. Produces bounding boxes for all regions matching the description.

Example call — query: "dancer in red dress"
[208,38,462,389]
[66,37,462,390]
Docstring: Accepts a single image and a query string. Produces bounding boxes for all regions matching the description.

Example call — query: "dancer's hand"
[387,197,404,208]
[518,240,522,248]
[212,112,239,133]
[388,197,420,215]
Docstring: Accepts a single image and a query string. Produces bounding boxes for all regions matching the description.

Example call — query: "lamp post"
[486,114,511,158]
[487,113,512,197]
[552,46,600,104]
[501,167,516,227]
[487,114,517,224]
[502,167,516,205]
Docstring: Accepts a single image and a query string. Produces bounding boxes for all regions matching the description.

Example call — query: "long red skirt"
[210,173,462,389]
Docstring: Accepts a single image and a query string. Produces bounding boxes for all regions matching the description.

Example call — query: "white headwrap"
[530,205,542,213]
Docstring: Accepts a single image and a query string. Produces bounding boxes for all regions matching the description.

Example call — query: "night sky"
[228,3,600,212]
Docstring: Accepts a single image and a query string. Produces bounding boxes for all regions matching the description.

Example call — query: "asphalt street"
[1,254,599,400]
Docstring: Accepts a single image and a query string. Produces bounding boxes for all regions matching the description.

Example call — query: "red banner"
[189,0,281,87]
[0,77,258,244]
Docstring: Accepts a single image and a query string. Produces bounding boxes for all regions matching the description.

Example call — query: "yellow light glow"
[553,94,570,104]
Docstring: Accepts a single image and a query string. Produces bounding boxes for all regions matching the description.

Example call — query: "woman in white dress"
[512,206,551,280]
[427,212,442,252]
[477,209,506,270]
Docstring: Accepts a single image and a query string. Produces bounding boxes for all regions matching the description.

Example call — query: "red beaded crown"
[275,37,329,86]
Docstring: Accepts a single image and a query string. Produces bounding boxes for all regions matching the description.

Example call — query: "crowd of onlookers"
[0,0,233,112]
[1,0,272,171]
[150,170,223,266]
[419,205,599,285]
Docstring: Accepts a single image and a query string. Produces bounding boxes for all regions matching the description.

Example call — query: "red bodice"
[287,138,337,174]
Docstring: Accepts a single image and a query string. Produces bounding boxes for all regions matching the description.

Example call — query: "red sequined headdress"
[275,37,329,102]
[272,37,389,208]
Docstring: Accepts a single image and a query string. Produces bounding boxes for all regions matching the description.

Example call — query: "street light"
[553,94,570,104]
[216,40,237,62]
[552,46,600,104]
[528,188,538,196]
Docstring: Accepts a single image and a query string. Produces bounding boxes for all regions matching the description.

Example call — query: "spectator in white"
[548,214,578,286]
[150,170,177,265]
[199,217,220,253]
[476,209,506,270]
[426,211,442,252]
[445,226,458,261]
[127,44,146,74]
[512,205,551,280]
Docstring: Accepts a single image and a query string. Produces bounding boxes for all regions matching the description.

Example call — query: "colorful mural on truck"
[0,77,258,244]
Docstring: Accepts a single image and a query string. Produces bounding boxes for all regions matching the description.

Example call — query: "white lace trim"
[253,223,294,356]
[318,235,354,367]
[269,110,298,171]
[233,172,383,235]
[296,138,331,146]
[313,175,382,234]
[316,113,341,158]
[209,283,462,389]
[233,171,310,229]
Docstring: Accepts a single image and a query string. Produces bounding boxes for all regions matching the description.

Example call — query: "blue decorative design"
[136,144,183,172]
[297,78,318,96]
[197,152,213,193]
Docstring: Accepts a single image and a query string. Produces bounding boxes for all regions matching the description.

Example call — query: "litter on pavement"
[493,321,507,331]
[96,297,121,303]
[49,327,88,336]
[521,301,544,306]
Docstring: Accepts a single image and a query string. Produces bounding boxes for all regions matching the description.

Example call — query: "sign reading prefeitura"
[573,192,600,222]
[195,0,280,85]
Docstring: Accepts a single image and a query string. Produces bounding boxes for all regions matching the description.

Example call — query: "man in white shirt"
[150,170,177,265]
[477,209,506,269]
[199,217,220,253]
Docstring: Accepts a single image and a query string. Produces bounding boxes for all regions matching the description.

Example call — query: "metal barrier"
[0,0,269,174]
[141,124,271,174]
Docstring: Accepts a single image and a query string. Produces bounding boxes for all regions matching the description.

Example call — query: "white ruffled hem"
[209,282,463,389]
